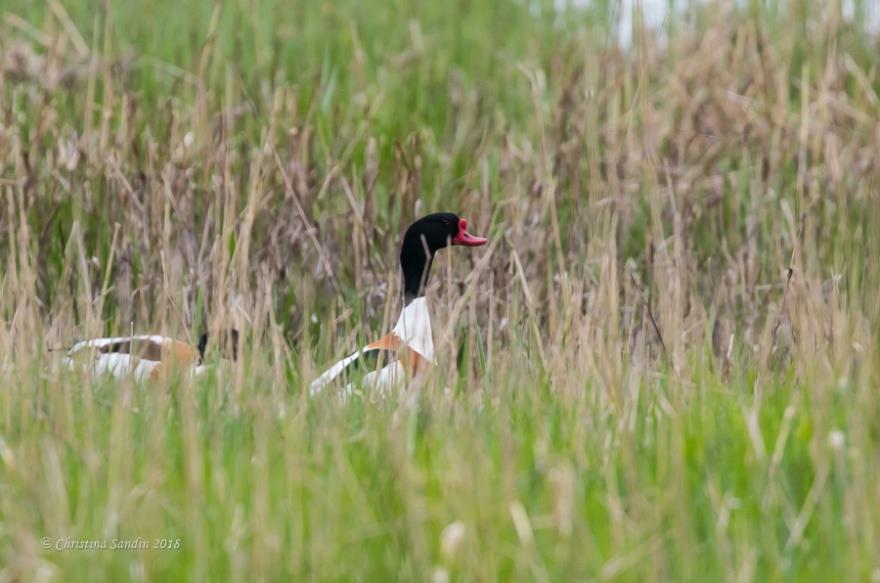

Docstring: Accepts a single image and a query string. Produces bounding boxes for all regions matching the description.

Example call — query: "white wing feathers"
[66,335,170,354]
[308,350,363,395]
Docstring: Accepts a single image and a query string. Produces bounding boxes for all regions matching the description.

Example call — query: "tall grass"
[1,0,879,579]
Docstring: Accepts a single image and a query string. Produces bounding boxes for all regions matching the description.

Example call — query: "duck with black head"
[310,212,488,397]
[63,328,239,382]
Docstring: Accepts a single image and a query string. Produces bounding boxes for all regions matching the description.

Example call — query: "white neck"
[392,297,434,361]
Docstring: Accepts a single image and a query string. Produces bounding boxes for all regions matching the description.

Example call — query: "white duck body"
[309,297,434,396]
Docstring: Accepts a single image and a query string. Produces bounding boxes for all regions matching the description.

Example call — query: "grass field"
[2,0,880,580]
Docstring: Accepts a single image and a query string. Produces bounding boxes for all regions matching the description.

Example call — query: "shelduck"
[310,212,488,396]
[63,329,239,381]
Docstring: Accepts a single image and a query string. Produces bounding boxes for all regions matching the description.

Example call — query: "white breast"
[392,297,434,361]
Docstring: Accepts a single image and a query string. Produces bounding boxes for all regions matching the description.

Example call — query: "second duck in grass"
[64,329,239,382]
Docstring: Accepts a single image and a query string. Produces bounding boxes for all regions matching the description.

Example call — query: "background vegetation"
[1,0,879,579]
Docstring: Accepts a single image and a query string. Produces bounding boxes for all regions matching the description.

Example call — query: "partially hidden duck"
[63,329,239,381]
[310,212,488,397]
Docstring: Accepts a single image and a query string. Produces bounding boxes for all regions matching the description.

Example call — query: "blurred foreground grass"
[1,0,880,580]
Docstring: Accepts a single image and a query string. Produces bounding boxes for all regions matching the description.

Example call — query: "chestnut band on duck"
[310,212,487,397]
